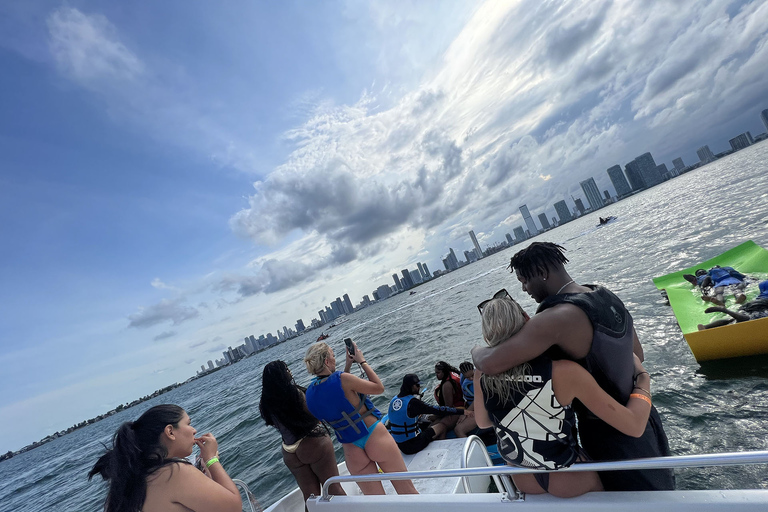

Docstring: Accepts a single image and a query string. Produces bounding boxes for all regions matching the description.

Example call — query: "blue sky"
[1,0,767,452]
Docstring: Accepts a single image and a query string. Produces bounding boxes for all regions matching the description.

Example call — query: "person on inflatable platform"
[388,373,474,454]
[471,242,675,491]
[684,266,747,306]
[698,279,768,330]
[304,341,418,495]
[473,294,654,497]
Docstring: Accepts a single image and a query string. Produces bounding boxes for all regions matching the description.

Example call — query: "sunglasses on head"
[477,288,516,314]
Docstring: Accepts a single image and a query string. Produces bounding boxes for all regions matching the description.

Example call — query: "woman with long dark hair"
[260,360,345,510]
[88,404,241,512]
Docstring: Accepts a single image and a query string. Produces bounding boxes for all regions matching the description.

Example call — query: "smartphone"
[344,338,355,356]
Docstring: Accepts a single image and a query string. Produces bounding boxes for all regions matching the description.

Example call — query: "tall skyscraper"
[672,158,685,171]
[469,230,484,259]
[331,299,343,317]
[392,273,403,291]
[554,200,572,223]
[580,177,604,211]
[449,248,459,269]
[761,109,768,133]
[375,284,391,300]
[537,213,551,230]
[635,152,662,187]
[343,294,354,315]
[574,198,585,215]
[729,133,752,151]
[624,161,644,191]
[607,165,632,197]
[697,145,715,164]
[400,269,413,289]
[519,205,538,236]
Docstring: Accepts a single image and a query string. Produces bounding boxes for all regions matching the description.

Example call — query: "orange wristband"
[630,393,652,405]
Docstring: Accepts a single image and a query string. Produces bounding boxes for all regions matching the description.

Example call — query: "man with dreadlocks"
[471,242,674,492]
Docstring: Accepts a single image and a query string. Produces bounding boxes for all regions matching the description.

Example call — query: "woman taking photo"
[304,341,418,495]
[88,404,241,512]
[260,360,345,511]
[473,293,653,498]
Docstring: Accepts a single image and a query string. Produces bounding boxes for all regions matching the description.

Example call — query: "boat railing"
[461,435,516,496]
[234,478,262,512]
[319,449,768,501]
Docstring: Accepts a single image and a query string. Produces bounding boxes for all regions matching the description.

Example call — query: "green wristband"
[205,456,220,468]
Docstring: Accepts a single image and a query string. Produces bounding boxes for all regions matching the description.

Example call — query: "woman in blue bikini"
[304,341,418,495]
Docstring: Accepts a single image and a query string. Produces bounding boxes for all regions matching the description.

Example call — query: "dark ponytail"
[89,404,187,512]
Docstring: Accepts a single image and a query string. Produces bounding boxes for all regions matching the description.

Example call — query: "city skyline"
[3,0,768,454]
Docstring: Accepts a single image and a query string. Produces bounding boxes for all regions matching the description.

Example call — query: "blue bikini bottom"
[350,419,381,450]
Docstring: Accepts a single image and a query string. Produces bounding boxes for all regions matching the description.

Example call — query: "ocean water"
[2,143,768,511]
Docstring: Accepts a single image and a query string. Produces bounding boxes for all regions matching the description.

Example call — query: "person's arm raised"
[340,342,385,395]
[471,304,592,375]
[552,358,651,438]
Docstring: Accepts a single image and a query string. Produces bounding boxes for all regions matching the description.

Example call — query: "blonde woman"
[473,292,653,498]
[304,341,418,495]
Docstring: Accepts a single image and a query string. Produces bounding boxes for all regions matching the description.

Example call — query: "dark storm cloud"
[128,298,199,329]
[230,131,465,253]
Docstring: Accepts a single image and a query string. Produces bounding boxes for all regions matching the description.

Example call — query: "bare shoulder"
[147,461,192,484]
[531,303,592,356]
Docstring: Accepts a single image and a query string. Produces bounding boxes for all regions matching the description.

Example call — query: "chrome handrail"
[319,450,768,500]
[234,478,262,512]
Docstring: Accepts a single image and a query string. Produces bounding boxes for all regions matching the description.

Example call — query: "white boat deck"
[259,437,768,512]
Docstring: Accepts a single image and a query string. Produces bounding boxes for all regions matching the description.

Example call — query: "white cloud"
[47,7,144,84]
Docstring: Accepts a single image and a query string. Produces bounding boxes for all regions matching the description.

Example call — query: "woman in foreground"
[88,404,241,512]
[304,341,418,495]
[473,294,653,498]
[260,360,345,511]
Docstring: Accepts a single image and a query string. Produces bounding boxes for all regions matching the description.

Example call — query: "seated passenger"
[388,373,473,454]
[260,361,345,511]
[473,296,653,498]
[698,280,768,330]
[304,341,418,495]
[432,361,464,434]
[454,361,478,437]
[459,362,475,406]
[89,404,242,512]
